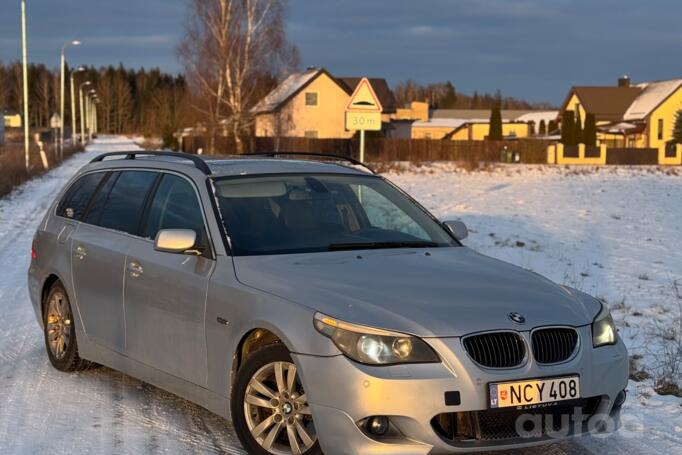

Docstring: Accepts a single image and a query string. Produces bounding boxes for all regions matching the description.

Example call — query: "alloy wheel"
[46,290,71,360]
[243,361,317,455]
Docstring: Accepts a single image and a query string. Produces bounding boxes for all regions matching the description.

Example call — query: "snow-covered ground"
[0,138,680,454]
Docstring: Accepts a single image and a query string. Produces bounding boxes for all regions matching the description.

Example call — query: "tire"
[231,343,322,455]
[43,281,91,372]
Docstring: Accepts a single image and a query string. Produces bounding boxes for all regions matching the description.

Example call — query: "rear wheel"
[43,281,90,372]
[231,344,321,455]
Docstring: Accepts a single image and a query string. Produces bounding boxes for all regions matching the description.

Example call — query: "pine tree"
[573,111,583,145]
[539,119,546,135]
[583,113,597,146]
[548,120,558,134]
[673,109,682,143]
[561,111,575,145]
[488,104,503,140]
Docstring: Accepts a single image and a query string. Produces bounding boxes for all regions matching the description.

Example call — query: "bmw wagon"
[28,151,628,454]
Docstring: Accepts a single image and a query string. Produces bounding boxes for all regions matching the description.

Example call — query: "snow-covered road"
[0,138,679,454]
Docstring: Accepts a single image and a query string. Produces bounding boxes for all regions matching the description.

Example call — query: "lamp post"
[59,39,81,158]
[20,0,30,169]
[70,66,85,147]
[79,81,91,145]
[86,90,96,142]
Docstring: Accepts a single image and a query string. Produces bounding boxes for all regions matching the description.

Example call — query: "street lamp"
[86,89,96,142]
[79,81,91,145]
[59,39,81,158]
[70,66,86,146]
[20,0,30,169]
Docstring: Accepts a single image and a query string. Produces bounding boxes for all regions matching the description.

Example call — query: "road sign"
[345,78,383,112]
[50,113,62,129]
[345,78,383,162]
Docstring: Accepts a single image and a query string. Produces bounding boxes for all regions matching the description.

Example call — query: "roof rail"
[242,152,375,174]
[90,151,211,175]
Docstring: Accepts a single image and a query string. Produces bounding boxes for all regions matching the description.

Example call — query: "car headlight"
[592,302,617,347]
[314,313,440,365]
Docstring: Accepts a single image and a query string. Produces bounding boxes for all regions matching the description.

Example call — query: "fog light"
[366,416,389,436]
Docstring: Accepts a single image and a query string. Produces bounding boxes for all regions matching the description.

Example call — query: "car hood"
[232,247,599,337]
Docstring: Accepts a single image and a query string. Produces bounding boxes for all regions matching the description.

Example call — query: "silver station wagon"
[28,151,628,455]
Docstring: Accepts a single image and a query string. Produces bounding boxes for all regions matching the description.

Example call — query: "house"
[559,76,682,148]
[251,68,396,139]
[409,109,558,140]
[4,112,22,129]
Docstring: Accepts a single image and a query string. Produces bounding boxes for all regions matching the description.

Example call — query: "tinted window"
[57,172,106,220]
[97,171,158,235]
[82,172,118,225]
[145,174,208,248]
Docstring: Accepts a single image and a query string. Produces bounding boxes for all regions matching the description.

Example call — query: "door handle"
[73,245,87,260]
[127,261,144,278]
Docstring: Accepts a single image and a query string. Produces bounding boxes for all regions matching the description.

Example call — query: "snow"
[624,79,682,121]
[0,139,680,454]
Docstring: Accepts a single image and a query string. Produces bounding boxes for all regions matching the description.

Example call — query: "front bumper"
[294,326,628,455]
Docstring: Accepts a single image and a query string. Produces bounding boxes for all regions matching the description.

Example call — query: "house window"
[658,118,664,140]
[305,92,318,106]
[304,130,318,138]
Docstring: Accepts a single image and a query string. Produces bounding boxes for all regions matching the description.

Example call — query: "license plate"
[489,376,580,409]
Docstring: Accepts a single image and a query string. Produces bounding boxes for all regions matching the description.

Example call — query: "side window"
[56,172,106,220]
[144,174,209,250]
[82,172,119,225]
[97,171,158,235]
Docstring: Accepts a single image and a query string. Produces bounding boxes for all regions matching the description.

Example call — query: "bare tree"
[179,0,298,153]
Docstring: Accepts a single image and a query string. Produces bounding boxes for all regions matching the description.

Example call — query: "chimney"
[618,75,630,87]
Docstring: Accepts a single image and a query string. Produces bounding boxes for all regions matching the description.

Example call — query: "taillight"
[31,239,37,260]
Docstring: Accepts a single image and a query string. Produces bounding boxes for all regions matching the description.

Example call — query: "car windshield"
[212,173,458,256]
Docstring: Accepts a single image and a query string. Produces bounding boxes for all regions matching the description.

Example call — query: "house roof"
[432,109,558,123]
[562,86,644,122]
[251,68,324,114]
[250,68,397,115]
[623,79,682,121]
[336,78,397,113]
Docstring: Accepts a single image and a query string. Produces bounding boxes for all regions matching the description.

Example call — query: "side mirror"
[154,229,197,254]
[443,220,468,241]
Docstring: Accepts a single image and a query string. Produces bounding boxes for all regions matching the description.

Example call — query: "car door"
[71,170,158,353]
[123,173,214,386]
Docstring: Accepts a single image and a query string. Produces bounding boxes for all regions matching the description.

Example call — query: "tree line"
[0,62,191,146]
[393,80,555,111]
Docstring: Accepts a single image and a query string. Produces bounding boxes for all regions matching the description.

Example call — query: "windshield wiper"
[328,241,439,251]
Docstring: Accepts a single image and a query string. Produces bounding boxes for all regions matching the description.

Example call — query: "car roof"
[84,152,372,178]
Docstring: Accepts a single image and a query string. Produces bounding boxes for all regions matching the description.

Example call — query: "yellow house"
[445,122,531,141]
[4,113,22,128]
[251,68,396,139]
[559,76,682,148]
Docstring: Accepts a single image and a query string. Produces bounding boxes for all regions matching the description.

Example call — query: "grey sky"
[1,0,681,104]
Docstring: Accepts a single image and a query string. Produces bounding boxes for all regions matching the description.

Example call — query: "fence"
[181,136,553,164]
[0,142,82,198]
[548,143,681,166]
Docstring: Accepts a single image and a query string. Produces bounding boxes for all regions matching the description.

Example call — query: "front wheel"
[231,343,321,455]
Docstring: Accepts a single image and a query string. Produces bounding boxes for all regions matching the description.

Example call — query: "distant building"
[409,109,558,140]
[4,112,22,129]
[251,68,396,139]
[559,76,682,148]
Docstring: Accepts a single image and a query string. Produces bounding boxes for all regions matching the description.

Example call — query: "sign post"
[345,78,382,163]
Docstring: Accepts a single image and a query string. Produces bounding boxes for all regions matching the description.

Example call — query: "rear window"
[57,172,106,220]
[96,171,158,235]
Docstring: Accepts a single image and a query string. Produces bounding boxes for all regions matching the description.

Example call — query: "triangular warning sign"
[345,78,383,112]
